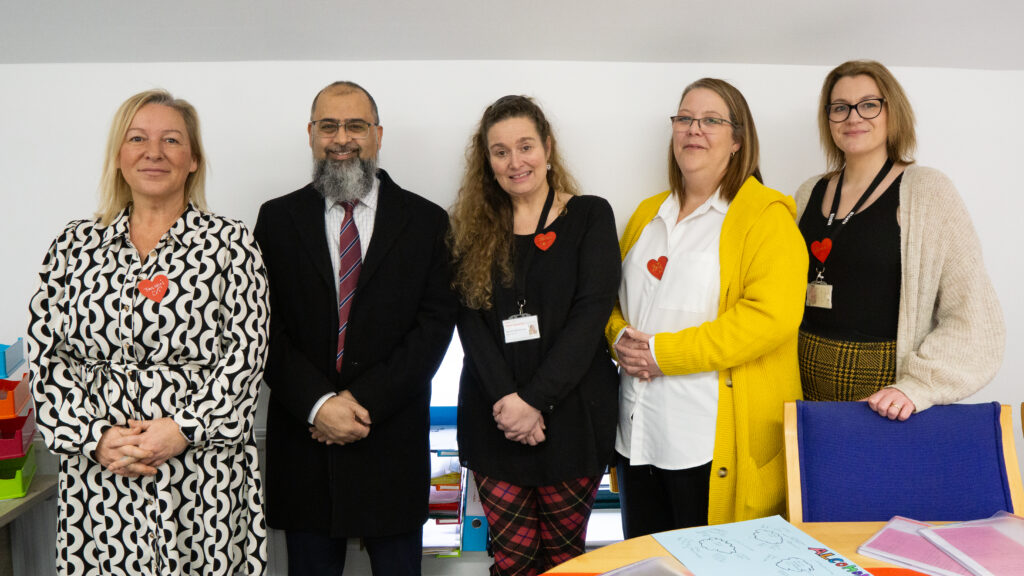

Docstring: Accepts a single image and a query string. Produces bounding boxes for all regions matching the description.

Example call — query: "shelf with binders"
[425,405,463,557]
[0,338,37,500]
[424,334,626,556]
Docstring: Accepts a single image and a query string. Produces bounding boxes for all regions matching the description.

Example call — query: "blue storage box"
[0,338,24,379]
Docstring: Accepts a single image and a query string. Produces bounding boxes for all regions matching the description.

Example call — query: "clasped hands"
[614,327,665,381]
[493,393,546,446]
[97,418,189,478]
[310,390,372,446]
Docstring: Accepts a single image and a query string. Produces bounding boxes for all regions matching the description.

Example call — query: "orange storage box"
[0,375,30,419]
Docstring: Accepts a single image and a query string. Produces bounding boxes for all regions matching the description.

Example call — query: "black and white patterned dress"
[27,204,269,576]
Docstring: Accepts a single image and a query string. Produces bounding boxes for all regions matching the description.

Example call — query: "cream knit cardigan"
[794,165,1004,411]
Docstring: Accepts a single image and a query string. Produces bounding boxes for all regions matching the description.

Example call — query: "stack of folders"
[858,512,1024,576]
[0,338,37,500]
[429,451,462,522]
[424,421,463,557]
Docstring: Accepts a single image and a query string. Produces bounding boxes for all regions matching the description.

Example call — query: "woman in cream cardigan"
[795,60,1004,421]
[606,78,807,537]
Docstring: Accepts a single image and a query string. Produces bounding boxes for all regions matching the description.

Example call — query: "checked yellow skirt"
[798,330,896,401]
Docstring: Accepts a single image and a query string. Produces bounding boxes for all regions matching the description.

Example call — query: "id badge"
[806,281,833,309]
[503,314,541,343]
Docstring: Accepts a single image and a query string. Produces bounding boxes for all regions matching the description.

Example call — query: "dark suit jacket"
[254,169,457,537]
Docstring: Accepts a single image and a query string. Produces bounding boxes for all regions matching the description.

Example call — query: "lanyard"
[824,157,894,241]
[512,186,555,315]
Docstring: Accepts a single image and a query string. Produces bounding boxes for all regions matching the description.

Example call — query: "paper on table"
[858,516,972,576]
[599,556,692,575]
[921,512,1024,576]
[652,515,875,575]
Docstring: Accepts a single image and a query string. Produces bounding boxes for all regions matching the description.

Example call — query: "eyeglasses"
[310,118,377,139]
[670,115,736,132]
[827,98,885,123]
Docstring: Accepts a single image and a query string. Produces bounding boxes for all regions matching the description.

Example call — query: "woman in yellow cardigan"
[606,78,807,537]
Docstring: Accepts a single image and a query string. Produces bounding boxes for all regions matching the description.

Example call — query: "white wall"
[2,60,1021,480]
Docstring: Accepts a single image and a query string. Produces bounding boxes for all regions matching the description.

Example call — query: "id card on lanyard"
[503,187,556,343]
[807,158,893,309]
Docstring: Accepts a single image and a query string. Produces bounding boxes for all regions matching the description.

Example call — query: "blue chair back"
[796,401,1014,521]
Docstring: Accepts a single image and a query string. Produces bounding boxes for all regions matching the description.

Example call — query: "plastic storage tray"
[0,376,30,419]
[0,409,35,460]
[0,444,37,499]
[0,338,24,379]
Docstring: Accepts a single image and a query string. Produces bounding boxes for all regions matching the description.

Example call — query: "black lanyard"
[824,158,894,241]
[512,186,555,315]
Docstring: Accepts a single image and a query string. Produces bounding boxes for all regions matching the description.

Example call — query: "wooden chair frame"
[783,401,1024,523]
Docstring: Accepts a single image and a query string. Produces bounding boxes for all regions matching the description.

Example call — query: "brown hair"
[449,95,580,310]
[818,60,917,175]
[668,78,762,202]
[96,90,206,225]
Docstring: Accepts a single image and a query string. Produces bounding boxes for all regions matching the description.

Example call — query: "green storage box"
[0,443,37,499]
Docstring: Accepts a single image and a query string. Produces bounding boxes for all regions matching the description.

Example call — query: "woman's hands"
[493,393,546,446]
[865,388,916,421]
[614,327,665,381]
[99,418,189,477]
[97,424,156,477]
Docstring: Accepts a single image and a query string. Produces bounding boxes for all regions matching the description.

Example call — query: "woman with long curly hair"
[450,95,620,576]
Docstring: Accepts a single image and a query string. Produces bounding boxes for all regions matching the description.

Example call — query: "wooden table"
[545,521,899,574]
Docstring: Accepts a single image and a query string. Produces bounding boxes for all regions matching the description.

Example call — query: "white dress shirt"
[309,175,380,424]
[615,190,729,469]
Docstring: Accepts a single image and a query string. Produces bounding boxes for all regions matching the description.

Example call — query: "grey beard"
[312,155,377,204]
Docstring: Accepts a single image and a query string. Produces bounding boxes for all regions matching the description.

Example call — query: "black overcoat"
[254,169,457,537]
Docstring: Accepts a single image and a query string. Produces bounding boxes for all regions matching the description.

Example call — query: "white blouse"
[616,190,729,470]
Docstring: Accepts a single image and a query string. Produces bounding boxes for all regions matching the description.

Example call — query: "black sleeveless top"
[798,174,902,341]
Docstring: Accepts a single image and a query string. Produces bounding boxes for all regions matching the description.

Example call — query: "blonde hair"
[96,89,207,225]
[449,95,580,310]
[668,78,762,202]
[818,60,917,176]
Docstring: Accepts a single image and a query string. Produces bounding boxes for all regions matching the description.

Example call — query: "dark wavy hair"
[449,95,580,310]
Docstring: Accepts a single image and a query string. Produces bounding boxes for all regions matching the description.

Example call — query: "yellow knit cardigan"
[606,176,808,524]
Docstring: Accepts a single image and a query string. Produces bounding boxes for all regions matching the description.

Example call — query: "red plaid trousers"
[473,472,602,576]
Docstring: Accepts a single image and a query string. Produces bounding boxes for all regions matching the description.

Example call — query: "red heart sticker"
[810,238,832,263]
[138,275,169,303]
[534,231,556,251]
[647,256,668,280]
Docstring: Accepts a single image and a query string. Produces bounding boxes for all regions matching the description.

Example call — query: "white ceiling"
[1,0,1022,70]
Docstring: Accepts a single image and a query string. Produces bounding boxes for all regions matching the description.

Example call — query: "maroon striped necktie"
[336,201,361,372]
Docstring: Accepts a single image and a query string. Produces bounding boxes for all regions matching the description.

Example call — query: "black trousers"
[616,453,712,539]
[285,526,423,575]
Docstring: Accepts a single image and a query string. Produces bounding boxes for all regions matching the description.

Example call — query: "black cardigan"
[457,195,621,486]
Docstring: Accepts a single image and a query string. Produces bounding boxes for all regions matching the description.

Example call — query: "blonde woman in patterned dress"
[27,90,269,575]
